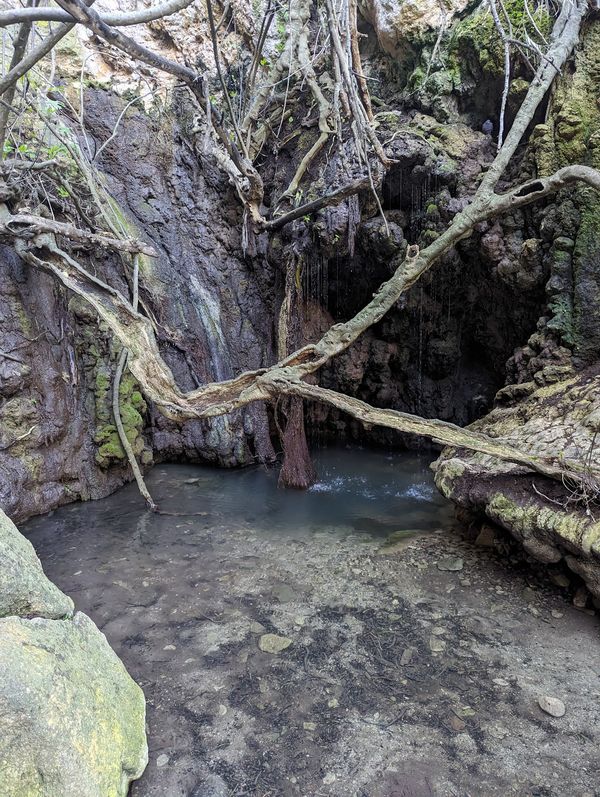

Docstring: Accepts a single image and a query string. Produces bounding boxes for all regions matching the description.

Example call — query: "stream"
[22,447,600,796]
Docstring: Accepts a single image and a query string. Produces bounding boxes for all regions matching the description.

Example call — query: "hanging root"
[112,253,158,511]
[112,348,158,512]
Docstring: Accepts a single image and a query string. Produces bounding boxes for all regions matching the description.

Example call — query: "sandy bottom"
[23,450,600,797]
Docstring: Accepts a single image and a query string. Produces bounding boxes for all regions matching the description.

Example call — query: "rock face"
[0,509,148,795]
[434,369,600,598]
[360,0,471,58]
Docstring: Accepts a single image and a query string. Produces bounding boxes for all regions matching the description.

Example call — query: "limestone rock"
[0,611,147,796]
[434,369,600,598]
[359,0,471,58]
[258,633,293,654]
[538,696,566,718]
[0,509,73,619]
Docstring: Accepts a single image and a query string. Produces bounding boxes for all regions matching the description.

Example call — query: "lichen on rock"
[0,508,148,795]
[0,612,148,797]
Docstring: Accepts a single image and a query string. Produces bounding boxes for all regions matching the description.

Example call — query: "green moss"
[451,0,552,78]
[93,363,149,468]
[547,294,575,346]
[487,492,600,555]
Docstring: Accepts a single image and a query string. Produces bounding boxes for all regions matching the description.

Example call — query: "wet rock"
[549,571,570,588]
[452,733,477,754]
[448,713,466,732]
[538,696,566,718]
[0,612,147,795]
[437,557,464,572]
[191,774,230,797]
[258,633,293,654]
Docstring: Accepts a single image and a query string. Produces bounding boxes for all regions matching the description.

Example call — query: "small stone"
[163,644,176,651]
[475,526,496,547]
[437,557,463,572]
[294,616,306,626]
[184,477,201,484]
[492,678,509,687]
[431,626,446,636]
[217,704,227,716]
[429,636,446,653]
[250,621,266,634]
[258,634,292,654]
[551,610,563,619]
[400,647,415,666]
[573,586,588,609]
[327,698,339,708]
[156,754,169,767]
[449,713,466,732]
[453,733,477,754]
[303,721,317,731]
[549,572,570,588]
[323,773,336,785]
[538,695,566,717]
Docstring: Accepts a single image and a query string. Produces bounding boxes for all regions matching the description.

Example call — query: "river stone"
[437,556,464,572]
[258,633,293,654]
[0,611,148,796]
[0,510,73,619]
[538,695,566,718]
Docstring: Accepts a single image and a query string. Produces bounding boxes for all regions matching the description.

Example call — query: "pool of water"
[21,446,455,796]
[24,446,453,548]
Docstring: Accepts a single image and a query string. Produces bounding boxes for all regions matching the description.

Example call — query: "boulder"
[433,368,600,597]
[359,0,471,58]
[0,509,148,795]
[0,509,73,619]
[0,612,147,796]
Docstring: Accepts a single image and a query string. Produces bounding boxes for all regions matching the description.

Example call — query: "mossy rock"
[0,510,73,620]
[0,612,147,796]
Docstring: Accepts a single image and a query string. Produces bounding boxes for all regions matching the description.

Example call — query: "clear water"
[24,446,454,548]
[20,446,454,796]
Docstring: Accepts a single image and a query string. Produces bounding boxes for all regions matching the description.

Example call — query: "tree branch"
[262,177,371,231]
[0,0,195,28]
[266,376,600,487]
[1,213,157,256]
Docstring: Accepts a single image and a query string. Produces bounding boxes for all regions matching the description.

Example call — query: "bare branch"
[0,0,195,28]
[266,376,600,487]
[262,177,371,231]
[1,213,157,256]
[0,1,34,155]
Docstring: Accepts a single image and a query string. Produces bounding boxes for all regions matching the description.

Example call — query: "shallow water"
[19,447,600,797]
[22,447,454,795]
[25,446,453,548]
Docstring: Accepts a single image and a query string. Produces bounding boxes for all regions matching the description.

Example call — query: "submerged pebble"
[258,633,293,654]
